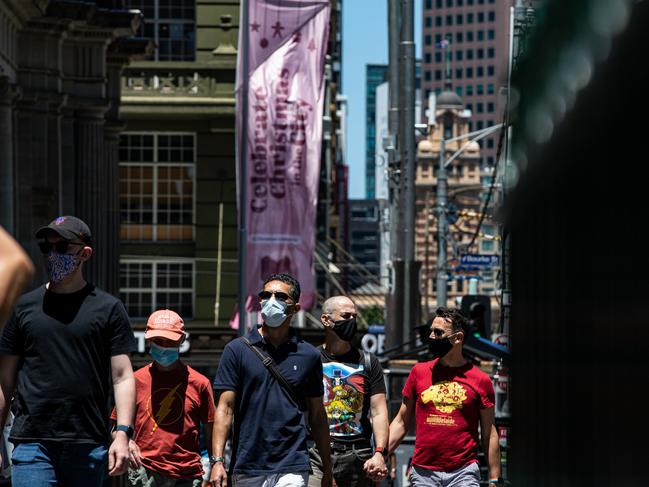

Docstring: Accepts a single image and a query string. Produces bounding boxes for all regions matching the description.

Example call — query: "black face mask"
[427,336,454,358]
[331,317,357,341]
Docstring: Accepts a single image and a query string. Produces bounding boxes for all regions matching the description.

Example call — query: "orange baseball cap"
[145,309,185,341]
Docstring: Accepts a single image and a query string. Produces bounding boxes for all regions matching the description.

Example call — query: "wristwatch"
[489,478,504,486]
[115,424,134,439]
[209,456,225,465]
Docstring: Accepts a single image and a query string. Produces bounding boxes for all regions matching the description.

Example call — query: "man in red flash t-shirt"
[388,308,501,487]
[111,309,215,486]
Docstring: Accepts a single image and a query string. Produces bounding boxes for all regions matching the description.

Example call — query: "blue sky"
[342,0,422,199]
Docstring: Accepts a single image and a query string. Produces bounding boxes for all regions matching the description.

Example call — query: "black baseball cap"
[35,216,93,245]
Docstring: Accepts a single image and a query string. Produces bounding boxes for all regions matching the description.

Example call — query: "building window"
[488,11,495,22]
[456,50,463,61]
[456,14,463,25]
[425,70,432,81]
[467,31,474,41]
[426,16,432,28]
[468,0,474,4]
[488,29,495,40]
[455,68,462,79]
[477,30,484,41]
[466,85,473,95]
[446,0,452,6]
[435,52,442,62]
[466,67,473,78]
[119,133,195,241]
[456,31,463,43]
[477,84,484,95]
[478,12,485,22]
[477,120,484,130]
[436,0,442,8]
[477,48,484,59]
[120,260,194,318]
[425,35,432,45]
[487,102,494,112]
[466,49,473,60]
[487,138,494,148]
[426,0,432,8]
[127,0,196,61]
[488,65,495,76]
[435,33,442,43]
[425,53,432,63]
[477,66,484,76]
[487,83,494,94]
[435,70,442,80]
[466,103,473,111]
[488,47,495,58]
[457,0,464,5]
[446,15,453,26]
[477,102,484,113]
[455,86,463,96]
[467,13,474,24]
[436,16,443,26]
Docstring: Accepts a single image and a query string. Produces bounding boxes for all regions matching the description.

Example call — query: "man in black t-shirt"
[0,216,136,487]
[308,296,389,487]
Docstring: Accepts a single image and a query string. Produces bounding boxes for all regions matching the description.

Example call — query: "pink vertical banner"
[234,0,331,323]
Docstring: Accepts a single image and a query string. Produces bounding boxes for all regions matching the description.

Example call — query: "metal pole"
[436,138,448,308]
[215,202,224,326]
[386,0,402,351]
[237,0,250,336]
[402,0,416,341]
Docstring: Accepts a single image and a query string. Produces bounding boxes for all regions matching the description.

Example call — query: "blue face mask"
[261,297,289,327]
[46,251,81,283]
[149,343,180,367]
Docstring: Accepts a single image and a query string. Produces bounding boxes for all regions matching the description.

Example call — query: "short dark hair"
[263,273,301,303]
[433,307,468,335]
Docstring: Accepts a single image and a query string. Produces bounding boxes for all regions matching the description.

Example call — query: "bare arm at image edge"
[388,395,416,455]
[480,406,501,483]
[108,354,136,477]
[0,226,34,327]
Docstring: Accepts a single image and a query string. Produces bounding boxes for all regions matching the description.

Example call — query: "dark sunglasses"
[38,241,85,255]
[258,290,292,302]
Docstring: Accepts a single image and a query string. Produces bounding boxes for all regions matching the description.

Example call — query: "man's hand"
[321,468,334,487]
[108,432,130,476]
[127,439,142,469]
[209,462,227,487]
[363,452,388,481]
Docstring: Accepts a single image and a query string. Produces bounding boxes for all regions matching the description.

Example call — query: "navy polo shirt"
[213,326,324,475]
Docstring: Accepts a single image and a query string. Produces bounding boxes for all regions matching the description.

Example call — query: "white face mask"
[261,297,289,327]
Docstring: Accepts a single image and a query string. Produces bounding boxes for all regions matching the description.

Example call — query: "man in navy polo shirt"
[210,273,333,487]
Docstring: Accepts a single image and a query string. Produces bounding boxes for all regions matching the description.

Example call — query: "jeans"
[11,441,108,487]
[232,472,308,486]
[409,462,481,487]
[308,444,374,487]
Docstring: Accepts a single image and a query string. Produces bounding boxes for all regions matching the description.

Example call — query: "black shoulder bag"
[240,336,306,411]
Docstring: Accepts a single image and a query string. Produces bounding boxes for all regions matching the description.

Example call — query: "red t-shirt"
[402,359,495,472]
[111,363,215,479]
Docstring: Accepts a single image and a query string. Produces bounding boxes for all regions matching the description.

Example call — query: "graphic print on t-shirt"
[420,381,467,426]
[322,362,365,436]
[146,384,184,433]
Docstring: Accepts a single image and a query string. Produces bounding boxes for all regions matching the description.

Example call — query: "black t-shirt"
[318,346,386,443]
[0,284,136,444]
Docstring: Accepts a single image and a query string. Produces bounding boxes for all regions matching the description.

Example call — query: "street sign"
[460,254,500,266]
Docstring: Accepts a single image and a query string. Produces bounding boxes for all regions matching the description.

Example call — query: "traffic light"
[460,295,491,339]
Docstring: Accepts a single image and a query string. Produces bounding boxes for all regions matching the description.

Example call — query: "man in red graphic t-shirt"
[111,309,216,486]
[387,308,501,487]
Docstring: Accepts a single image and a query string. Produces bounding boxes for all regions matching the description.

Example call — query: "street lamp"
[436,123,504,307]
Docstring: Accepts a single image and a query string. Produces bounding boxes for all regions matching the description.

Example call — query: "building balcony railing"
[121,61,235,100]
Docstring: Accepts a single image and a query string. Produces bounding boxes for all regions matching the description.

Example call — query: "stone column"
[75,106,109,290]
[0,76,17,231]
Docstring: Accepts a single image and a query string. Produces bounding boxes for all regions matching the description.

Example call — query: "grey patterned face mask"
[46,251,81,283]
